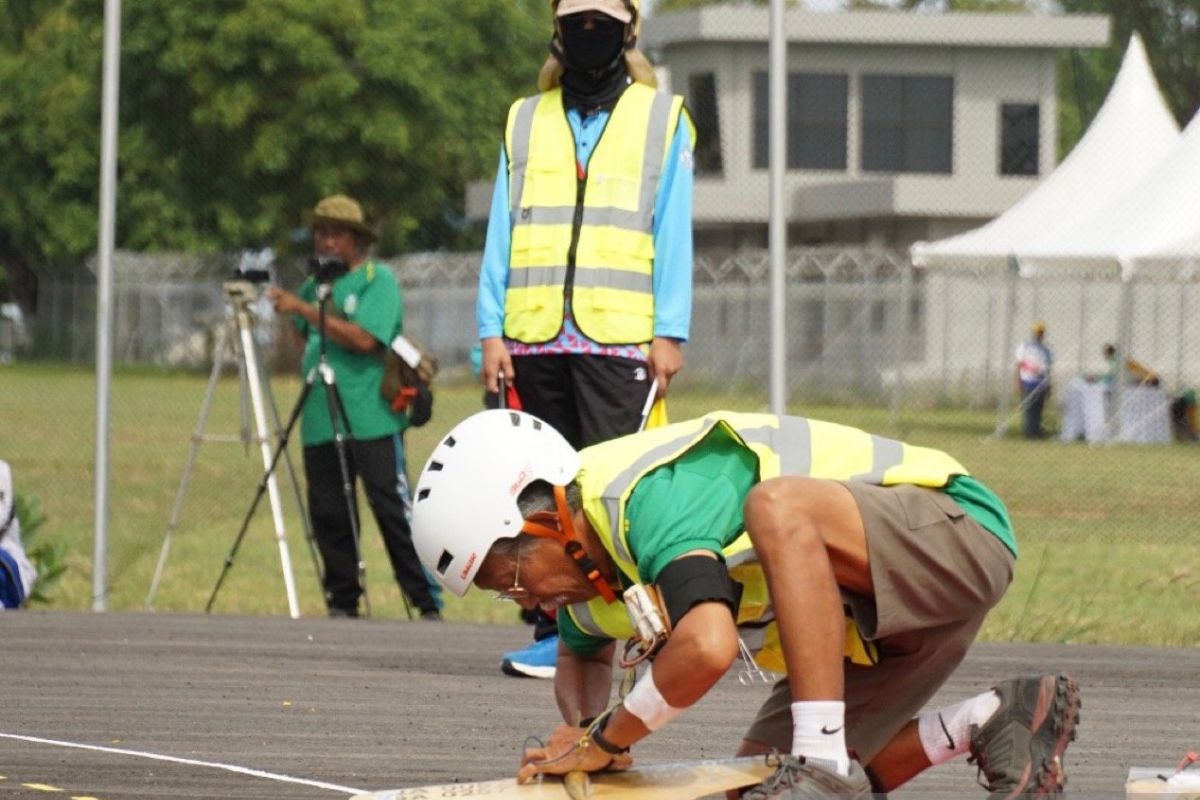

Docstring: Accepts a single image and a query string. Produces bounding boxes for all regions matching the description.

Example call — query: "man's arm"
[554,640,617,724]
[647,117,695,396]
[267,287,379,353]
[597,598,738,748]
[520,584,739,781]
[478,147,515,392]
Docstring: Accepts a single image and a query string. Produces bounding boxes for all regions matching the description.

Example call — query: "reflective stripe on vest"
[502,84,683,344]
[565,412,972,671]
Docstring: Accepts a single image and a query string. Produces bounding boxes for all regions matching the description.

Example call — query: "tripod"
[147,279,321,618]
[205,280,381,618]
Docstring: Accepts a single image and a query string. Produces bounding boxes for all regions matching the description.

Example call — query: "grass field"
[2,362,1197,645]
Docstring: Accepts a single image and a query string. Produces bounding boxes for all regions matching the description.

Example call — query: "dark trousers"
[511,354,651,449]
[511,354,652,639]
[303,434,440,616]
[1021,381,1050,439]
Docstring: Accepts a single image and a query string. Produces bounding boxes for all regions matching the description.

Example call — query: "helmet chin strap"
[520,484,618,603]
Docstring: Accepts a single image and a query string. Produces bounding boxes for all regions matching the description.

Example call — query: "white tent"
[911,34,1180,272]
[1021,106,1200,274]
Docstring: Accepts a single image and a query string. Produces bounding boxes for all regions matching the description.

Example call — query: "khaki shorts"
[743,481,1015,764]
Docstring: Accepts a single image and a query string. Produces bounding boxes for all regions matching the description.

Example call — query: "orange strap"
[519,486,618,603]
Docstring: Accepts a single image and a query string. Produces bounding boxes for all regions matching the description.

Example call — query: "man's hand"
[517,724,632,784]
[481,336,514,394]
[265,286,305,316]
[648,337,683,398]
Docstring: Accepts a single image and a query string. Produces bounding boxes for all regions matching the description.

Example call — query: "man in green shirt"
[267,194,441,620]
[411,410,1080,799]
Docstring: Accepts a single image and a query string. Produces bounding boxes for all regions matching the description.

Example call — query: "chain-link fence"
[2,2,1198,639]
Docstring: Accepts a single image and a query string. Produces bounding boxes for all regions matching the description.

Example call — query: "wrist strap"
[589,725,629,756]
[588,711,629,755]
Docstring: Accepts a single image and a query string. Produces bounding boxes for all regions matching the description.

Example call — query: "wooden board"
[1127,768,1200,798]
[351,755,778,800]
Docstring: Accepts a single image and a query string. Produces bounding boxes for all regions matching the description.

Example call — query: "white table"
[1060,377,1172,444]
[1060,376,1109,443]
[1116,384,1173,444]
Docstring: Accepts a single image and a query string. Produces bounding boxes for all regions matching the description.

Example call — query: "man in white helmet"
[412,410,1080,800]
[476,0,695,679]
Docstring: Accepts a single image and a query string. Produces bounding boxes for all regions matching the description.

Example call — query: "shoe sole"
[996,673,1081,799]
[500,659,556,679]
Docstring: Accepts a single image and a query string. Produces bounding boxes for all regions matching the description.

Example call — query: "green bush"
[14,492,66,606]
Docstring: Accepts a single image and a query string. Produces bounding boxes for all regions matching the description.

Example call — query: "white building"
[640,6,1110,252]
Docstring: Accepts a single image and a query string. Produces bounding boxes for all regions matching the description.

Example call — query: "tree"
[1058,0,1200,152]
[0,0,550,304]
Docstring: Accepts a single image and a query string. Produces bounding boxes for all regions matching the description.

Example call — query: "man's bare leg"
[741,477,873,783]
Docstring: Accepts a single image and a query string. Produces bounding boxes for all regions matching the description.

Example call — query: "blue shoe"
[501,635,558,679]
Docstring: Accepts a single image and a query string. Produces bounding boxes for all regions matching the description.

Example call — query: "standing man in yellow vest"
[412,410,1081,800]
[476,0,695,679]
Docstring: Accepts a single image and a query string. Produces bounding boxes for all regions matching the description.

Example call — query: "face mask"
[559,12,626,72]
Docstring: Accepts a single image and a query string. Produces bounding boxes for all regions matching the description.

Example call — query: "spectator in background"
[476,0,694,678]
[1101,343,1119,387]
[267,194,442,621]
[1015,321,1052,439]
[1171,389,1198,442]
[0,460,36,609]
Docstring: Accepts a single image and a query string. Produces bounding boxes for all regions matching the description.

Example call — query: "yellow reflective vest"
[564,412,972,672]
[503,84,687,344]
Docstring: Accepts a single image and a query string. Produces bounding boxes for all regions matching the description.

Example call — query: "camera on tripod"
[308,256,349,284]
[224,249,277,304]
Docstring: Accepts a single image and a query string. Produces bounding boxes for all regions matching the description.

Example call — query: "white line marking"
[0,733,364,796]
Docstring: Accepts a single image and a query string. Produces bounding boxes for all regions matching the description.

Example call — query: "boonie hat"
[304,194,377,242]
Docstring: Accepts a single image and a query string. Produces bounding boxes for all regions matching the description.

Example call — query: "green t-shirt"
[560,426,1016,655]
[562,425,756,654]
[295,260,407,446]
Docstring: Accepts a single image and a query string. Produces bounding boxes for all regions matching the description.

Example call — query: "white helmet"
[411,409,580,596]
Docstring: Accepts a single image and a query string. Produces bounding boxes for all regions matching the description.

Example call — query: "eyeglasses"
[493,542,530,602]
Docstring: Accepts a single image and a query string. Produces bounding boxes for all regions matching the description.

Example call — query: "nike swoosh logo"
[820,725,843,735]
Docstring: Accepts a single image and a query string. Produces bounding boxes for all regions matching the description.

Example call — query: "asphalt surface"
[0,612,1196,799]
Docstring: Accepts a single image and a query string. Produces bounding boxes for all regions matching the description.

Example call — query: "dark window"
[862,74,953,174]
[1000,103,1039,176]
[687,73,723,175]
[753,71,848,171]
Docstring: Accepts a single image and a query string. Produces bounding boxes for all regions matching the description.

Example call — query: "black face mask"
[559,12,626,72]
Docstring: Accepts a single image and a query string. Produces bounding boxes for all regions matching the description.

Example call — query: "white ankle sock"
[917,689,1002,766]
[790,700,850,776]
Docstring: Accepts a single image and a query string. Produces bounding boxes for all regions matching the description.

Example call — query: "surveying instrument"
[146,262,321,618]
[206,255,384,618]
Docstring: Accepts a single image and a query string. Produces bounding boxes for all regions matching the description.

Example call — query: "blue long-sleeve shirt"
[477,102,694,355]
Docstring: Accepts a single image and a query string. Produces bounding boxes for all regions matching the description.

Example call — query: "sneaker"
[968,673,1081,798]
[419,609,443,622]
[742,756,872,799]
[500,635,558,679]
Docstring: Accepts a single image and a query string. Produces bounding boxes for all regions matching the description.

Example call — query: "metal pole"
[1175,262,1192,387]
[768,0,787,414]
[890,260,913,430]
[92,0,123,611]
[1108,262,1135,441]
[992,255,1019,438]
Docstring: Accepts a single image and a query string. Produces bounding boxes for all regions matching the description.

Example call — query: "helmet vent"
[417,488,430,501]
[445,435,457,448]
[532,419,543,431]
[436,550,454,575]
[428,460,444,471]
[508,412,521,426]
